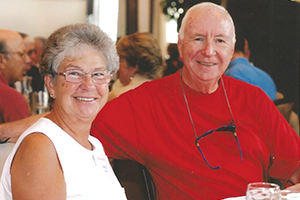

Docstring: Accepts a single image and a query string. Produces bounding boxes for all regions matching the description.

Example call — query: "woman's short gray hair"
[40,23,119,79]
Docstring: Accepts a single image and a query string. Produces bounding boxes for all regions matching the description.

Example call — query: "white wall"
[0,0,87,38]
[0,0,168,57]
[138,0,150,32]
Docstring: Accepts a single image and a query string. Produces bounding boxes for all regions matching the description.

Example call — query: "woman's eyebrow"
[64,65,81,70]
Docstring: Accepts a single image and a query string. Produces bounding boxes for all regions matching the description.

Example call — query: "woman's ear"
[44,74,55,99]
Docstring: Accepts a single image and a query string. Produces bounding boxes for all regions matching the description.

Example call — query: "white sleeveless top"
[0,118,127,200]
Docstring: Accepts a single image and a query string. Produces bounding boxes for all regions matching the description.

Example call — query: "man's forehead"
[0,30,24,51]
[185,10,234,34]
[6,38,24,51]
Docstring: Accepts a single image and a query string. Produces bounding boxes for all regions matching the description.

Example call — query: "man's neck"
[231,52,246,61]
[0,73,8,85]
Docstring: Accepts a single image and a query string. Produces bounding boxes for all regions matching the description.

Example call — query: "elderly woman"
[108,32,165,101]
[0,23,127,199]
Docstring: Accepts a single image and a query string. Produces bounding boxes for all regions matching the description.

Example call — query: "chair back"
[113,159,156,200]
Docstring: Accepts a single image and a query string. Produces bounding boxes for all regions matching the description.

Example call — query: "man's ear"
[177,37,183,60]
[0,54,6,70]
[244,39,251,60]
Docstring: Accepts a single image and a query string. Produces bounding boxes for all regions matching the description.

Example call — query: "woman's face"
[47,49,109,121]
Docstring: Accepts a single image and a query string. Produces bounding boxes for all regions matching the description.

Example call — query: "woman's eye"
[68,71,81,76]
[93,72,105,77]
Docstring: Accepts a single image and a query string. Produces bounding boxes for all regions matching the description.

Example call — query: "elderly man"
[91,2,299,199]
[0,29,31,123]
[0,2,299,199]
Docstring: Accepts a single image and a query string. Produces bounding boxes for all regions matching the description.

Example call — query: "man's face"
[2,34,31,84]
[178,9,235,84]
[24,37,37,69]
[34,39,44,65]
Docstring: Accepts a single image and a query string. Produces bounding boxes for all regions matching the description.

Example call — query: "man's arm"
[287,168,300,189]
[0,112,48,143]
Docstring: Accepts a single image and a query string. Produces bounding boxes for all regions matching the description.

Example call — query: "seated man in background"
[225,28,299,135]
[24,35,45,92]
[224,28,277,101]
[0,29,31,123]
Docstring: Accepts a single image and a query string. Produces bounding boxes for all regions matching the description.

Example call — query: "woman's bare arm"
[11,133,66,200]
[0,112,49,143]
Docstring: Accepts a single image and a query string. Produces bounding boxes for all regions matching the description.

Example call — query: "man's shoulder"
[223,75,262,90]
[0,82,24,97]
[226,58,255,75]
[0,82,27,104]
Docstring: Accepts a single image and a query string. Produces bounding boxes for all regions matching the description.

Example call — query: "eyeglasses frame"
[1,50,27,59]
[195,125,243,170]
[55,69,113,84]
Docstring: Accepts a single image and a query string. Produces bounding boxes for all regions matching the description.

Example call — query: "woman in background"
[108,32,165,101]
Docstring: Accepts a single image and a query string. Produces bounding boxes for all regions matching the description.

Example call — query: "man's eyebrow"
[215,33,228,37]
[194,33,205,37]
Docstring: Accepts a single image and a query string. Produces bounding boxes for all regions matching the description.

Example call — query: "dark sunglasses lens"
[215,125,235,132]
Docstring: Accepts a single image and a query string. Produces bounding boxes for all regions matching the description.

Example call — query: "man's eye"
[216,39,225,43]
[195,37,204,41]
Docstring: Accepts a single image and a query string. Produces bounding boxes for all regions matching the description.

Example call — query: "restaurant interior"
[0,0,299,199]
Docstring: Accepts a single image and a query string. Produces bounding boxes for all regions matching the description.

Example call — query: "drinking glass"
[30,91,49,115]
[246,182,281,200]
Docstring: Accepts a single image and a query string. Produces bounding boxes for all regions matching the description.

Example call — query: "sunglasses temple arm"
[196,144,221,170]
[234,132,243,161]
[196,130,214,142]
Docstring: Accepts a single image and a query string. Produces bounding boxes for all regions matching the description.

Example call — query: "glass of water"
[246,182,281,200]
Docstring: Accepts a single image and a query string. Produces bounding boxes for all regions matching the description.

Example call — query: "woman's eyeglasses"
[55,69,112,84]
[195,125,243,170]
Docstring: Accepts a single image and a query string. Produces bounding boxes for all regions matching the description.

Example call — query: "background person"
[0,23,127,200]
[25,35,45,92]
[224,28,299,135]
[163,43,183,77]
[33,36,46,67]
[108,32,165,101]
[224,28,277,101]
[0,29,31,123]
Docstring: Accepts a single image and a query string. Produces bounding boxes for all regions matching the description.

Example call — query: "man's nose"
[23,54,31,64]
[202,42,216,57]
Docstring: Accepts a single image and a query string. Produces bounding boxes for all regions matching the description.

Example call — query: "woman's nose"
[80,74,95,88]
